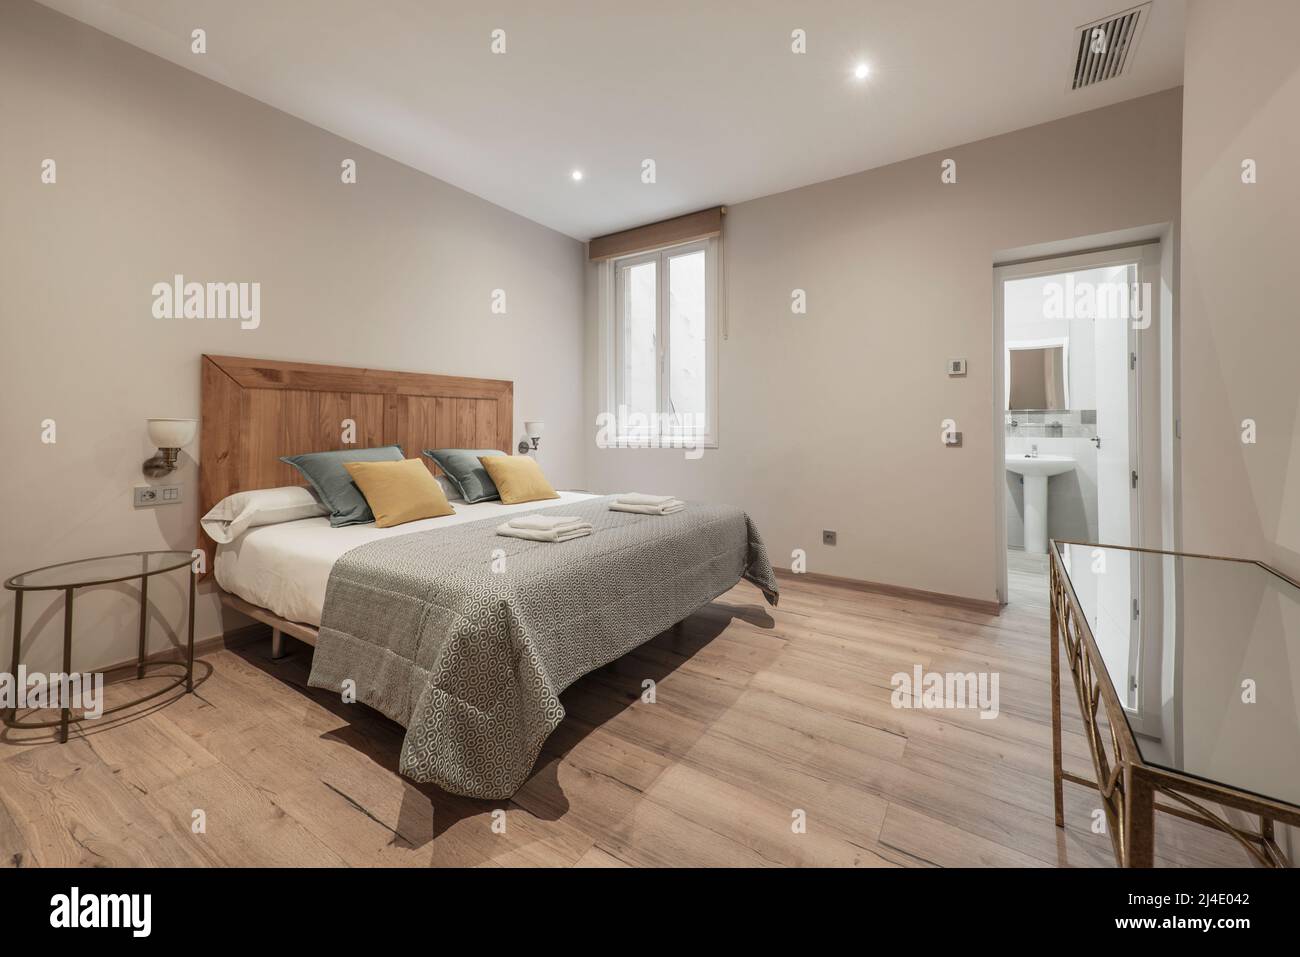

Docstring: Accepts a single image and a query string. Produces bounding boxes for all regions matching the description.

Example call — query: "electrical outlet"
[947,358,967,376]
[134,484,183,508]
[822,530,837,546]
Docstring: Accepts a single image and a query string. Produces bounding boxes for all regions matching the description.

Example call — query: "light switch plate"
[947,358,967,376]
[135,484,183,508]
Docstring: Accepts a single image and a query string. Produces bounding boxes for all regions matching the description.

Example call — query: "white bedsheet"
[215,491,597,627]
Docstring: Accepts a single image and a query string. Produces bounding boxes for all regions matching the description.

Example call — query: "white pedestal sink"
[1006,454,1076,553]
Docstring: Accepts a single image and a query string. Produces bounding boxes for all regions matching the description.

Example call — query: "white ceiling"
[37,0,1186,240]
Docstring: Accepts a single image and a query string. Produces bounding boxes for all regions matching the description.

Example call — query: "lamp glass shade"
[147,417,197,448]
[524,420,544,439]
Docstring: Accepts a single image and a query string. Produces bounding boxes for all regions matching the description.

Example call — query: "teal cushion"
[422,448,507,503]
[280,445,404,527]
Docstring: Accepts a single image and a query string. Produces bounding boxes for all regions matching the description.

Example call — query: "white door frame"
[992,243,1164,604]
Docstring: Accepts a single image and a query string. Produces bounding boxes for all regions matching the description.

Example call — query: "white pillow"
[201,486,329,543]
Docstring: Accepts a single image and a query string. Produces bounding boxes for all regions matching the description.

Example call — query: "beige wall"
[0,0,1208,670]
[1180,0,1300,576]
[0,0,585,672]
[586,89,1184,604]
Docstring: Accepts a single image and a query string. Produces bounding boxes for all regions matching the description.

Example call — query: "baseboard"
[96,572,996,683]
[99,623,267,684]
[773,567,1003,616]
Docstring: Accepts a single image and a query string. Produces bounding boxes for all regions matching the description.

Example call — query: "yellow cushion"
[343,458,455,527]
[478,455,560,505]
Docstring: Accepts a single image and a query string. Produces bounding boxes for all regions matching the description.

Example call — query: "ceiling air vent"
[1071,3,1149,89]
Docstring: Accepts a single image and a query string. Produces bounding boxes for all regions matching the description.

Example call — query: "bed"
[214,490,603,629]
[199,355,778,798]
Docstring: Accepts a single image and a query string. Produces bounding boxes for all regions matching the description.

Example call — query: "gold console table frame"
[1049,540,1300,868]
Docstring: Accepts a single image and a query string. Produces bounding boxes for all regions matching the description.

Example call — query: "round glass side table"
[4,550,196,742]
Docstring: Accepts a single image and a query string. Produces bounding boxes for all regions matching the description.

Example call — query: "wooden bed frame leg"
[270,627,287,660]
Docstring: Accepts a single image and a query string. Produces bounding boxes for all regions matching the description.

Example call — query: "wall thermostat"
[947,358,967,376]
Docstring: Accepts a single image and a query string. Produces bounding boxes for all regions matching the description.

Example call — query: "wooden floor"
[0,552,1252,867]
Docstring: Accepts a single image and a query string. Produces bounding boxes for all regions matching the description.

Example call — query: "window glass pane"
[619,259,657,425]
[668,249,706,430]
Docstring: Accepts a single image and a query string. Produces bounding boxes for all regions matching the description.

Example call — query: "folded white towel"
[507,514,588,533]
[496,523,592,543]
[610,500,685,516]
[617,492,677,507]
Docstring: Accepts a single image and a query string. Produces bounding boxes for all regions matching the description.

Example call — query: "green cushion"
[422,448,507,503]
[280,445,404,526]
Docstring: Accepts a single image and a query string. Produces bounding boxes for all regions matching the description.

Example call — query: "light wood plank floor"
[0,554,1252,867]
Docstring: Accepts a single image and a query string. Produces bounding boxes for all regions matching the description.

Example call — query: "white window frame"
[601,237,719,449]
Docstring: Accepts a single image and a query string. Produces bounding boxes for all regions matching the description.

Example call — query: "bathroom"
[1001,263,1136,555]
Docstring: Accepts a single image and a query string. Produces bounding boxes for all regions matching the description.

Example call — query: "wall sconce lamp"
[143,417,197,478]
[517,420,544,455]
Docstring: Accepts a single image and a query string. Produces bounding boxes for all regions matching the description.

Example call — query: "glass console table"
[1049,540,1300,867]
[4,551,196,743]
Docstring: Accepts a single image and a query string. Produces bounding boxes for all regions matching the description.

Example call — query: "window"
[604,238,718,448]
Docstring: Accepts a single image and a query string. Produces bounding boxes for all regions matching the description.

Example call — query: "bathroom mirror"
[1006,340,1068,411]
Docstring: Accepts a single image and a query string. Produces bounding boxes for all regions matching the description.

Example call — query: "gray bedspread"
[307,496,778,798]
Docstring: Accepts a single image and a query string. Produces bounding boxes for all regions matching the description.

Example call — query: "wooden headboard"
[198,354,513,568]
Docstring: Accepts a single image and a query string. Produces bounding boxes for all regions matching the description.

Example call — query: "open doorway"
[993,243,1166,724]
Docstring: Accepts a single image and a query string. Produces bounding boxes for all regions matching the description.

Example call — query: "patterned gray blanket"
[307,496,778,798]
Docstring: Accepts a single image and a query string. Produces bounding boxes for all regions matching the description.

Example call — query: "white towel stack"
[610,492,686,516]
[496,514,593,543]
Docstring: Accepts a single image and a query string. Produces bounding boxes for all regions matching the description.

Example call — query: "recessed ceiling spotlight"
[853,62,870,81]
[571,169,584,182]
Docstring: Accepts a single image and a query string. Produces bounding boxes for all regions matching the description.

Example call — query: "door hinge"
[1131,469,1139,489]
[1132,598,1140,620]
[1129,351,1137,371]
